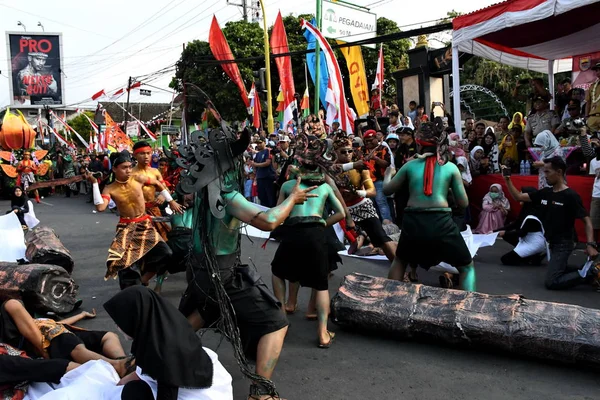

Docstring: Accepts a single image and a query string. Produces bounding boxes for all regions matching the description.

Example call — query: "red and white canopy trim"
[452,0,600,73]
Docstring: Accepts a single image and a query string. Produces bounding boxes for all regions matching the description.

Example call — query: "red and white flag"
[91,89,105,101]
[373,44,384,108]
[301,19,355,133]
[51,110,89,148]
[271,12,296,130]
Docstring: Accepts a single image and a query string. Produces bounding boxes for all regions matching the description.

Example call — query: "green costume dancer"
[172,106,317,400]
[271,134,346,348]
[383,118,476,291]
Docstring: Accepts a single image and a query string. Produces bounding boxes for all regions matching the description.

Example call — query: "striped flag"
[51,110,89,148]
[301,87,310,118]
[301,19,355,133]
[373,44,384,109]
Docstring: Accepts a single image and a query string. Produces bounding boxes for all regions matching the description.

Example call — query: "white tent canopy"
[451,0,600,134]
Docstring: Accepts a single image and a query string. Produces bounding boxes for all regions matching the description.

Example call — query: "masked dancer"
[86,151,183,290]
[174,119,317,400]
[383,118,476,291]
[271,134,346,348]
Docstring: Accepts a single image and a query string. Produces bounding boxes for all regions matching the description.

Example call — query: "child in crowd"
[475,184,510,234]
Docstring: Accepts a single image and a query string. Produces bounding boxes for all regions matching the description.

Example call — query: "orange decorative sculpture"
[0,109,36,150]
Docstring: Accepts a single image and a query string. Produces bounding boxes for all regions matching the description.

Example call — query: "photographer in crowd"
[503,157,600,290]
[555,99,595,157]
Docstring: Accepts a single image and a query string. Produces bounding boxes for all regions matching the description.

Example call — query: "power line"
[0,4,116,39]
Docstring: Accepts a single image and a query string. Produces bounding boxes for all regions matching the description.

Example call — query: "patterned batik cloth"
[145,203,170,241]
[348,198,379,222]
[21,172,36,191]
[106,218,162,280]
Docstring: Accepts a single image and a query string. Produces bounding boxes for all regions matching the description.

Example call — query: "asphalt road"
[3,195,599,400]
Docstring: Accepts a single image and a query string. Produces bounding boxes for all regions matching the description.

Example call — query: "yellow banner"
[337,41,370,117]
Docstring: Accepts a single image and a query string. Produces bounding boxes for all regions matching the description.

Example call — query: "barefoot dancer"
[87,151,183,289]
[271,134,346,348]
[384,118,476,291]
[175,122,315,400]
[131,141,180,293]
[332,135,397,261]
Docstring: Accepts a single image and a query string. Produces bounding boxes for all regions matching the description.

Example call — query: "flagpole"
[258,0,274,134]
[314,0,322,115]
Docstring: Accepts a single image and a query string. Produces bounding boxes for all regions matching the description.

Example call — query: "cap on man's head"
[363,129,377,139]
[29,52,48,58]
[352,137,364,147]
[279,135,290,142]
[255,137,265,143]
[475,121,486,128]
[386,133,400,142]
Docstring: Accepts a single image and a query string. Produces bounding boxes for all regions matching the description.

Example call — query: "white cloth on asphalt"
[0,211,26,262]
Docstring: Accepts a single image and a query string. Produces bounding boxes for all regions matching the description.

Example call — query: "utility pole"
[226,0,249,22]
[123,76,132,129]
[257,0,273,133]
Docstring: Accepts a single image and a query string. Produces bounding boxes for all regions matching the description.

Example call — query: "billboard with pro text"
[6,32,65,107]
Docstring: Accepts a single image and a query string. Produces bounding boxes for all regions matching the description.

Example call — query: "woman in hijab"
[448,133,466,158]
[8,186,29,228]
[474,183,510,234]
[150,154,160,169]
[456,156,472,188]
[499,133,519,172]
[104,286,233,400]
[508,112,526,131]
[533,130,562,189]
[469,146,488,177]
[482,127,499,173]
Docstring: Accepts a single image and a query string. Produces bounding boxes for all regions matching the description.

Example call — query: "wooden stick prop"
[27,175,84,191]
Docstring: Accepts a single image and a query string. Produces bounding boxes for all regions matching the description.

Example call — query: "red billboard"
[6,32,64,106]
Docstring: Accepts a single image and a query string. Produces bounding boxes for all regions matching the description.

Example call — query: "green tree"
[170,15,410,121]
[67,111,94,144]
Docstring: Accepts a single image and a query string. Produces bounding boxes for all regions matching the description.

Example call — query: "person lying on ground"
[0,299,131,377]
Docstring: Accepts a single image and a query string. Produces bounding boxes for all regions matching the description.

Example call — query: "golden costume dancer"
[131,141,179,292]
[87,151,183,290]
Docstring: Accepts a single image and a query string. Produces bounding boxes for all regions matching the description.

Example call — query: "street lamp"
[17,21,26,31]
[257,0,274,134]
[37,22,45,32]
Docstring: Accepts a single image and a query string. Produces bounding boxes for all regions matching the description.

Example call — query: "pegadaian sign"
[321,0,377,48]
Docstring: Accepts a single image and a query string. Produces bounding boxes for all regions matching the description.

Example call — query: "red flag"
[91,89,105,100]
[113,88,124,97]
[270,12,296,129]
[251,83,262,129]
[209,16,250,108]
[129,81,141,90]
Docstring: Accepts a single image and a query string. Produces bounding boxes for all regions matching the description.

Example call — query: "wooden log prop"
[0,262,79,314]
[25,226,74,274]
[26,175,84,191]
[331,273,600,366]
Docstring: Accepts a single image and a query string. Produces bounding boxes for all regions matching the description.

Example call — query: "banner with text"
[6,32,64,106]
[337,41,369,117]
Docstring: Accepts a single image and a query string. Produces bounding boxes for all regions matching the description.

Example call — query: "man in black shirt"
[504,157,600,290]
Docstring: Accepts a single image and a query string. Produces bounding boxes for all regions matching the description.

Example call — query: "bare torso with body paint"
[132,165,163,203]
[384,158,469,209]
[279,180,345,224]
